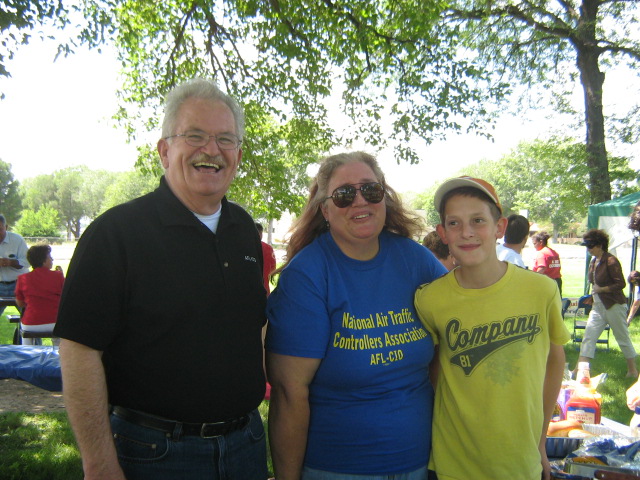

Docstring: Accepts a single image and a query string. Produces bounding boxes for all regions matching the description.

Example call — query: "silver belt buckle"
[200,421,226,438]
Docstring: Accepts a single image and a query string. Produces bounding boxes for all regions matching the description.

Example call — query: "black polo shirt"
[55,177,267,422]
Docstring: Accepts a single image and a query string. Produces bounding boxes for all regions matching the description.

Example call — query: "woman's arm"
[267,352,321,480]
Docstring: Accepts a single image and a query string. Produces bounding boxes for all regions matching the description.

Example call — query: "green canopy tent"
[584,191,640,296]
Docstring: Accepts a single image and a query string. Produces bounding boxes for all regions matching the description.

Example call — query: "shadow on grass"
[0,412,82,480]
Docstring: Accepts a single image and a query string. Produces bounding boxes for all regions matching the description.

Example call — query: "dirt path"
[0,378,65,414]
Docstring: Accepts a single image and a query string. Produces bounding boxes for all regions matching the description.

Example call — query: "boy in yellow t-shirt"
[415,177,570,480]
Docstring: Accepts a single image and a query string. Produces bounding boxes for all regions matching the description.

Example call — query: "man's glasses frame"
[325,182,386,208]
[165,130,242,150]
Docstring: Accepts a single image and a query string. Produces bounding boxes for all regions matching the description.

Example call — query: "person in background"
[574,229,638,378]
[627,270,640,326]
[55,78,268,480]
[496,214,529,268]
[266,151,447,480]
[627,376,640,411]
[423,230,456,271]
[415,176,569,480]
[532,231,563,297]
[15,244,64,345]
[629,200,640,233]
[256,222,277,295]
[0,214,28,315]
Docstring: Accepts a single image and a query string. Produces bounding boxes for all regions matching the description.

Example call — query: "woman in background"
[575,229,637,378]
[15,244,64,345]
[532,231,562,297]
[422,230,456,271]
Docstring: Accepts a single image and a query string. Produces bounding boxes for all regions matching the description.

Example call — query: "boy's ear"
[436,224,448,244]
[496,217,508,239]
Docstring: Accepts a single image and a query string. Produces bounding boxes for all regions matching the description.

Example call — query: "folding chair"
[572,295,610,350]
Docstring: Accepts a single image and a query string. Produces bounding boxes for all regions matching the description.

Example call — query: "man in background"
[496,214,530,268]
[0,214,28,315]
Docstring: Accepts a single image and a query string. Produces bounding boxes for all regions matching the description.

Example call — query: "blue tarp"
[0,345,62,392]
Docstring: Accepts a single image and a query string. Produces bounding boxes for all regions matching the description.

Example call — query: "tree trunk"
[577,0,611,204]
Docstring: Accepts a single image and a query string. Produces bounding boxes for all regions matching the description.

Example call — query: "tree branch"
[599,42,640,61]
[555,0,580,20]
[268,0,312,50]
[448,5,574,40]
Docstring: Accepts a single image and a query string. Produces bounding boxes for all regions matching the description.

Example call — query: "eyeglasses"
[584,243,597,249]
[325,182,385,208]
[165,130,242,150]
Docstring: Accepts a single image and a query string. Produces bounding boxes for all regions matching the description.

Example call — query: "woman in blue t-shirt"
[265,151,447,480]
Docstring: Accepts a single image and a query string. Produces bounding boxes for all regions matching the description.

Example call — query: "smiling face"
[157,97,242,214]
[436,194,506,270]
[320,161,386,260]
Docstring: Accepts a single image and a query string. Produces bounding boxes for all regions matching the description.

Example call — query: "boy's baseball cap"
[434,176,502,214]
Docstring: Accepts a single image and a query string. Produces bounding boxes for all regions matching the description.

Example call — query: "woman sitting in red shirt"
[15,244,64,345]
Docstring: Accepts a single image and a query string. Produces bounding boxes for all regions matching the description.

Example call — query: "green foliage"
[417,136,638,235]
[20,167,131,238]
[0,412,83,480]
[0,0,69,87]
[3,1,639,213]
[79,170,120,219]
[70,0,510,217]
[14,205,61,237]
[0,159,22,223]
[101,170,159,212]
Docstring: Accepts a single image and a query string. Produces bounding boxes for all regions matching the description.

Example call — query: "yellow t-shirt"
[415,263,570,480]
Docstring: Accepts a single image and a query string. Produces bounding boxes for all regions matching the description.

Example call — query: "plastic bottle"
[630,406,640,437]
[565,391,601,424]
[566,362,601,425]
[575,361,591,387]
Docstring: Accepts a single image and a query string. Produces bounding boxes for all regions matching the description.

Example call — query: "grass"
[0,412,82,480]
[0,242,638,478]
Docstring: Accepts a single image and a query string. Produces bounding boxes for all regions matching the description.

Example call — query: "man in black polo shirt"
[55,79,268,480]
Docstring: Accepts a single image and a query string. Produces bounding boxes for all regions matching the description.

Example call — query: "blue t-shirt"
[266,230,447,474]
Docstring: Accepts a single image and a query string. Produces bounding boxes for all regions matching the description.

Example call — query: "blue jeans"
[0,281,16,316]
[302,465,429,480]
[110,408,268,480]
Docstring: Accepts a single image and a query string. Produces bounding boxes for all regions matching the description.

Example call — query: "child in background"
[414,176,570,480]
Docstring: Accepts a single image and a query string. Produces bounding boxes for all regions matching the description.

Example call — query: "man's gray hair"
[0,214,6,226]
[161,78,245,140]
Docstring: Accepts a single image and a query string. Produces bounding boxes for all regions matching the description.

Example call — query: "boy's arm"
[539,343,566,480]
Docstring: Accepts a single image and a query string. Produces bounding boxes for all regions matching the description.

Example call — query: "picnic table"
[0,345,61,392]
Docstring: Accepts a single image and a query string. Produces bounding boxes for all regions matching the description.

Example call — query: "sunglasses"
[584,243,597,249]
[325,182,385,208]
